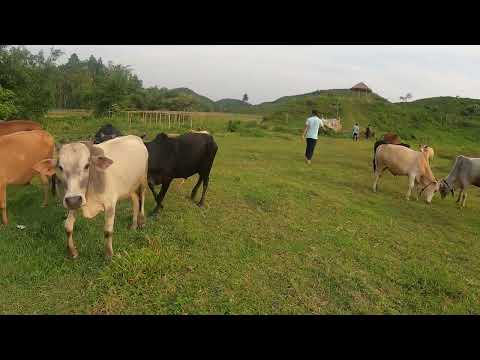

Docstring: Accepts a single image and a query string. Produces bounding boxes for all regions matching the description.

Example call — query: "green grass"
[1,115,480,314]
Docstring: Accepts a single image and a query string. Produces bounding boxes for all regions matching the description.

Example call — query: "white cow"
[439,155,480,207]
[34,135,148,259]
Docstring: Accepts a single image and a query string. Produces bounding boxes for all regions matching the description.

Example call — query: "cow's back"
[175,133,217,176]
[95,135,148,198]
[0,130,54,184]
[0,120,42,137]
[376,144,423,176]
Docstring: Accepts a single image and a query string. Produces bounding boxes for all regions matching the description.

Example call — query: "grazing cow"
[0,130,55,225]
[373,144,439,203]
[34,135,148,258]
[145,132,218,214]
[373,140,410,171]
[381,133,402,145]
[420,145,435,163]
[0,120,42,137]
[93,124,123,144]
[439,155,480,207]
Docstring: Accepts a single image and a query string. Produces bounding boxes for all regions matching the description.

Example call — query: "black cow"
[145,132,218,214]
[373,140,410,171]
[94,124,123,144]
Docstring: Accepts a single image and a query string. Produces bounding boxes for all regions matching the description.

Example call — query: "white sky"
[24,45,480,104]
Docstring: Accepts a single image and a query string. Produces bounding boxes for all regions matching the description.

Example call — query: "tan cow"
[34,135,149,259]
[373,144,439,203]
[0,130,55,225]
[420,145,435,163]
[0,120,42,137]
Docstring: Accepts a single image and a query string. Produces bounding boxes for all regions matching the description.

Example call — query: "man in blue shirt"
[302,110,326,164]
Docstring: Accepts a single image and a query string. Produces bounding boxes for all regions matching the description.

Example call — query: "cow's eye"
[58,165,63,172]
[84,164,90,170]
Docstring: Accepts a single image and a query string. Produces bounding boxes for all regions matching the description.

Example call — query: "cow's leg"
[190,175,203,201]
[456,190,462,203]
[129,191,140,230]
[0,184,7,225]
[461,191,467,208]
[198,176,209,207]
[151,179,172,215]
[372,167,386,193]
[406,175,415,200]
[148,180,157,199]
[156,179,172,208]
[137,180,146,228]
[414,180,421,200]
[65,210,78,258]
[104,203,116,259]
[39,173,49,208]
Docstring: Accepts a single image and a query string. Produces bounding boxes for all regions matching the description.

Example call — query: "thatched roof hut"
[350,82,372,93]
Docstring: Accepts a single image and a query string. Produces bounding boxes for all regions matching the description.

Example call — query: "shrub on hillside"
[227,120,240,132]
[0,86,18,120]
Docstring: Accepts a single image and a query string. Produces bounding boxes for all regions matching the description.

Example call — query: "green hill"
[163,87,480,144]
[167,87,217,112]
[215,98,253,113]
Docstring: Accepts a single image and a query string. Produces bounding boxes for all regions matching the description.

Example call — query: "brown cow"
[0,130,55,225]
[381,132,401,144]
[0,120,42,137]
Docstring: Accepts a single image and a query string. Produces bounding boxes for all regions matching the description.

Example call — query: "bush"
[0,86,18,120]
[227,120,240,132]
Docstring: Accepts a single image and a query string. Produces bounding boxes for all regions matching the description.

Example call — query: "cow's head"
[420,180,440,204]
[94,124,122,144]
[439,179,454,199]
[33,142,113,210]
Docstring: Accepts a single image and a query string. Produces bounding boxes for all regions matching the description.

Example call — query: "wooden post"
[168,114,171,129]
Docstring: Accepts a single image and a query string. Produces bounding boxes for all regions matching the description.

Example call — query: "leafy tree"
[242,93,249,103]
[0,86,17,119]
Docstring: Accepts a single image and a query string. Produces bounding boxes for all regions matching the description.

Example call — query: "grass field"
[1,115,480,314]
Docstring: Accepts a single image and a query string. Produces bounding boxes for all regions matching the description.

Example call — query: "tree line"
[0,45,218,120]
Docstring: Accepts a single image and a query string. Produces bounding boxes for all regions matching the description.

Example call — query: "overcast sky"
[24,45,480,104]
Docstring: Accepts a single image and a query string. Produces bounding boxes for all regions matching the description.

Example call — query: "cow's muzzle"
[65,196,83,210]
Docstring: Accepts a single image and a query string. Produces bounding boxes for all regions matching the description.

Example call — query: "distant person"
[302,110,326,164]
[365,124,372,139]
[352,123,360,142]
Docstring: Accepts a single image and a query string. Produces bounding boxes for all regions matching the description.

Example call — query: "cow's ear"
[33,159,57,177]
[80,141,94,150]
[92,156,114,170]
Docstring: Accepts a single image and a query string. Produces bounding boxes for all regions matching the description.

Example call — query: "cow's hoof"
[197,202,205,208]
[149,211,159,218]
[129,224,138,230]
[69,249,79,259]
[105,255,113,261]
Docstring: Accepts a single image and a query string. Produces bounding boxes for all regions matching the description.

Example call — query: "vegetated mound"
[215,98,253,113]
